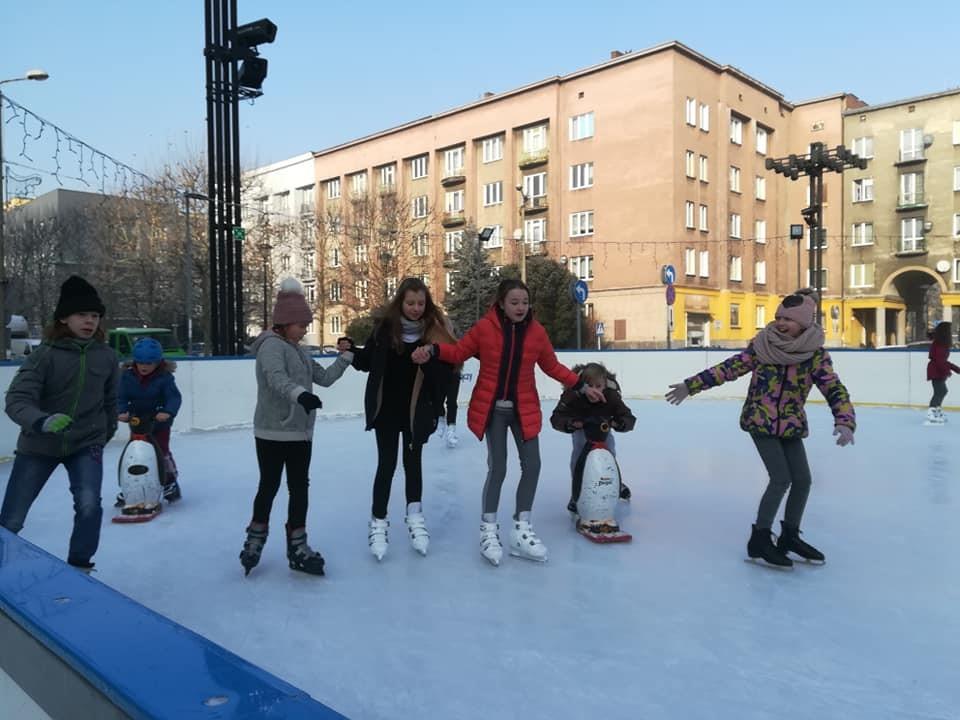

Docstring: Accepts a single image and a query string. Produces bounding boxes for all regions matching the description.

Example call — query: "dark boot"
[162,480,182,502]
[286,525,325,576]
[240,523,268,576]
[747,524,793,569]
[778,521,825,564]
[619,483,632,501]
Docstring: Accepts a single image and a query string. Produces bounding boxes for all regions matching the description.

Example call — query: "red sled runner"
[571,418,632,544]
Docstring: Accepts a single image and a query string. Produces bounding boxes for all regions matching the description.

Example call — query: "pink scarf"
[752,323,825,365]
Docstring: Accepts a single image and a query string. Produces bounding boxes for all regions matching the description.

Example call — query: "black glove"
[297,392,322,412]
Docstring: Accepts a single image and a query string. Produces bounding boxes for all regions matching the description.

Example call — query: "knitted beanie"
[272,278,312,326]
[54,275,106,320]
[776,293,817,330]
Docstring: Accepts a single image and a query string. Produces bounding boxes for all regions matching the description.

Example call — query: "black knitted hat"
[53,276,106,320]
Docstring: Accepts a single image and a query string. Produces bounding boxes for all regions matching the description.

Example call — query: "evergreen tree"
[501,257,581,348]
[444,225,500,335]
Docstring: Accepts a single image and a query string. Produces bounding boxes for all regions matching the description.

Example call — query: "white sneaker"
[445,425,459,448]
[480,521,503,566]
[405,512,430,556]
[368,518,389,561]
[509,519,548,562]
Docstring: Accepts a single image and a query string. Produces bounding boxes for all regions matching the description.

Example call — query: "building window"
[386,277,398,297]
[729,256,742,282]
[685,97,697,126]
[304,283,316,303]
[852,178,874,202]
[280,254,291,271]
[522,125,547,152]
[410,155,429,180]
[699,204,709,232]
[445,271,458,293]
[412,195,428,218]
[900,173,924,205]
[730,213,742,239]
[418,273,431,287]
[901,218,924,252]
[685,151,696,178]
[351,173,367,195]
[852,222,874,246]
[481,136,503,163]
[483,181,503,207]
[755,305,766,328]
[699,103,710,132]
[296,185,315,215]
[522,172,546,198]
[304,251,315,273]
[729,166,741,193]
[699,155,709,183]
[524,218,546,243]
[684,247,696,275]
[852,136,874,159]
[444,147,464,176]
[685,201,695,229]
[355,280,369,302]
[954,213,960,238]
[330,316,342,335]
[755,219,766,244]
[326,178,341,199]
[569,255,594,281]
[755,176,766,200]
[272,192,289,216]
[570,162,594,190]
[755,260,767,285]
[954,121,960,145]
[445,230,463,254]
[698,250,709,278]
[569,111,595,141]
[328,281,342,302]
[899,128,924,162]
[850,263,875,288]
[413,234,429,256]
[328,246,341,267]
[730,303,741,328]
[806,268,828,290]
[954,166,960,192]
[730,116,743,145]
[756,126,768,155]
[483,225,503,248]
[379,165,395,188]
[570,211,594,237]
[354,244,367,264]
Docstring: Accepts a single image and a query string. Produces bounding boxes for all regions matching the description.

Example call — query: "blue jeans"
[0,445,104,564]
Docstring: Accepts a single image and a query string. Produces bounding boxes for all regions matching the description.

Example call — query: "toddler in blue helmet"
[116,337,183,503]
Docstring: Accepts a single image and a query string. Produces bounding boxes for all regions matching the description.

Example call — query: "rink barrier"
[0,348,943,459]
[0,528,348,720]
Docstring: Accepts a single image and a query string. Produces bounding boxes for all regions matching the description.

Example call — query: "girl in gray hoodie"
[239,278,353,577]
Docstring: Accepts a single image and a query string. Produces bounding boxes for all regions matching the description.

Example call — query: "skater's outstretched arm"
[670,347,758,402]
[310,352,352,388]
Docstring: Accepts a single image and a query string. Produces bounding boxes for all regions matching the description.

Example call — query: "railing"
[442,210,465,226]
[519,148,549,168]
[897,192,925,208]
[897,236,927,255]
[377,183,396,195]
[898,149,925,163]
[441,168,465,186]
[527,195,549,211]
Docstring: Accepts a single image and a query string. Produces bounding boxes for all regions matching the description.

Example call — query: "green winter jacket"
[6,337,119,457]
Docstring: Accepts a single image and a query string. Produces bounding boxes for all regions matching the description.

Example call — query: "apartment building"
[842,89,960,346]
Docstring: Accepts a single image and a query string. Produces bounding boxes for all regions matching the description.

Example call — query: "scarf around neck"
[752,323,825,366]
[400,317,425,343]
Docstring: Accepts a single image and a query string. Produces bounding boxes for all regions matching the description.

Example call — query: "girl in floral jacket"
[666,290,855,569]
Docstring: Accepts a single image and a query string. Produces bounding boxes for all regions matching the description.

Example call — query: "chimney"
[482,91,495,98]
[610,50,623,59]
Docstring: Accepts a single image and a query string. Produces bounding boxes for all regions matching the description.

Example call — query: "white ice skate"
[369,518,389,561]
[509,518,548,562]
[445,425,459,449]
[405,511,430,556]
[924,408,945,426]
[480,521,503,566]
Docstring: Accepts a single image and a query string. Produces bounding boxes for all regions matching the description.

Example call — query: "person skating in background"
[550,361,636,513]
[925,321,958,425]
[116,337,182,504]
[239,278,354,577]
[665,290,855,569]
[350,278,454,561]
[412,278,603,566]
[1,276,119,573]
[441,317,464,449]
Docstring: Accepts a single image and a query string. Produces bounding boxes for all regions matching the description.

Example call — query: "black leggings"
[252,438,312,529]
[372,423,423,519]
[930,379,948,408]
[444,375,460,425]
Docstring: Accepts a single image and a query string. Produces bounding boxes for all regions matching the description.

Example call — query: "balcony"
[442,210,466,227]
[518,148,549,169]
[298,203,315,216]
[895,150,926,167]
[441,169,465,187]
[377,183,396,196]
[895,237,927,256]
[896,192,927,211]
[525,195,549,213]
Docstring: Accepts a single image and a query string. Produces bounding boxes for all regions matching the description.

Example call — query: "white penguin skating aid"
[571,418,632,543]
[112,417,165,524]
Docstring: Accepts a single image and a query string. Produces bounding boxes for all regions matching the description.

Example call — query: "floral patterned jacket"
[684,345,856,439]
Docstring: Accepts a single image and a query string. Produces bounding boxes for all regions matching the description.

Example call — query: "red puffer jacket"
[927,341,960,381]
[437,306,579,441]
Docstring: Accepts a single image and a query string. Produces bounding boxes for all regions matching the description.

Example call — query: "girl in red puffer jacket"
[926,321,959,425]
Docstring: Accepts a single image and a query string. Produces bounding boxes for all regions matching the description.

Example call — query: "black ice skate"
[286,526,325,576]
[777,521,825,564]
[114,492,125,508]
[162,480,182,503]
[240,524,268,576]
[619,483,632,501]
[747,524,793,569]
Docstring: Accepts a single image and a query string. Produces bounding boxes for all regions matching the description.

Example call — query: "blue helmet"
[133,338,163,364]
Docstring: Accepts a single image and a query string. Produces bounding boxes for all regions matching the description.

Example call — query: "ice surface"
[3,400,957,720]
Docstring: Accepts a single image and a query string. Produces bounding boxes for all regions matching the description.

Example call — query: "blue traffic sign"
[666,285,676,306]
[572,280,589,305]
[662,265,676,285]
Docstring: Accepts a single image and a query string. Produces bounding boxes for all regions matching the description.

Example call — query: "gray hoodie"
[6,337,119,457]
[250,331,353,441]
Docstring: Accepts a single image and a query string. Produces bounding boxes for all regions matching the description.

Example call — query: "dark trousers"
[752,436,812,529]
[444,375,460,425]
[0,445,104,564]
[371,423,423,519]
[930,379,948,408]
[252,438,312,529]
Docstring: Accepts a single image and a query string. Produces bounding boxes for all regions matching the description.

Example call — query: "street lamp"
[515,185,529,283]
[183,191,208,354]
[0,68,49,359]
[258,237,273,329]
[476,226,495,322]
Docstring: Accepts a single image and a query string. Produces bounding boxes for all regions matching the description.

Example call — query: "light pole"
[258,237,272,329]
[514,185,529,283]
[0,69,48,359]
[183,191,208,354]
[476,226,495,322]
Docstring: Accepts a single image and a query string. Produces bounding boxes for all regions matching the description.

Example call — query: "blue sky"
[2,1,954,192]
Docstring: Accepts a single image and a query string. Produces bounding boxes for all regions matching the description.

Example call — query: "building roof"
[843,87,960,116]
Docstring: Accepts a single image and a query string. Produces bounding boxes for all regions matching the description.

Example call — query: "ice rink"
[2,399,956,720]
